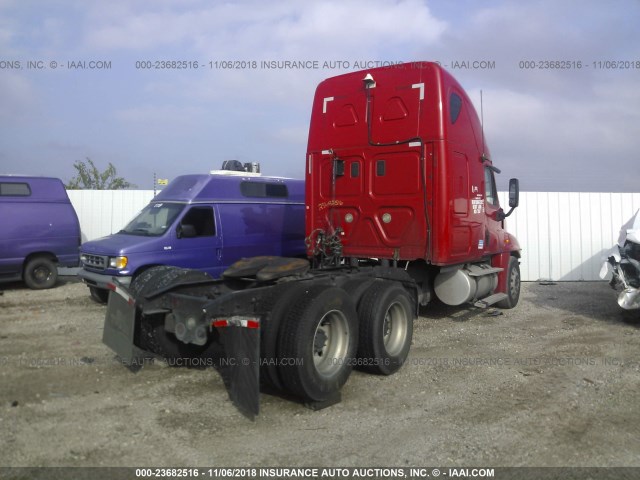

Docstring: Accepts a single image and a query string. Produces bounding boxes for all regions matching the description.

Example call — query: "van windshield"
[119,203,185,236]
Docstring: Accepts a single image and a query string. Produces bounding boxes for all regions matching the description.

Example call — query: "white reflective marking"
[412,83,425,100]
[323,96,334,113]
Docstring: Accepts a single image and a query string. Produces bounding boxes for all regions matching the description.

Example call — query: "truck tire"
[340,278,376,309]
[496,256,520,309]
[257,282,310,392]
[277,285,358,402]
[24,257,57,289]
[89,286,109,304]
[356,281,413,375]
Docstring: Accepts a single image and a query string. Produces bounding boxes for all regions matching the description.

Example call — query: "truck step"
[467,265,504,277]
[474,293,508,308]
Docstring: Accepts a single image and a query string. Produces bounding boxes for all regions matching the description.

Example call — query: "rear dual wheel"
[356,282,414,375]
[277,285,358,403]
[276,281,414,403]
[257,282,310,391]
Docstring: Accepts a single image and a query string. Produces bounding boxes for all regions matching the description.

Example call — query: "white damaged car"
[600,209,640,310]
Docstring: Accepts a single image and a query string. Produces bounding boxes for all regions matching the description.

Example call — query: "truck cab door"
[483,167,502,253]
[171,205,224,277]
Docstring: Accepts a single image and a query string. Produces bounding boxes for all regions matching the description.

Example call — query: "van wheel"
[89,287,109,304]
[496,257,521,309]
[357,282,414,375]
[277,285,358,402]
[24,257,58,290]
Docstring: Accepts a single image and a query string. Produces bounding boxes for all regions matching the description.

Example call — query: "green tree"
[66,158,136,190]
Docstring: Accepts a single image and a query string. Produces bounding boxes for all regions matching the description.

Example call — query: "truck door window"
[181,207,216,236]
[484,167,498,206]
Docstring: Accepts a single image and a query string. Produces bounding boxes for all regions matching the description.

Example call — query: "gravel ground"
[0,278,639,469]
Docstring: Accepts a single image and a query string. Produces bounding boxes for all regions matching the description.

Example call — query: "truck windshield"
[119,203,185,236]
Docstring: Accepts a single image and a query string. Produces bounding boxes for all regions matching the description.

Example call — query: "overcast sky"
[1,0,639,191]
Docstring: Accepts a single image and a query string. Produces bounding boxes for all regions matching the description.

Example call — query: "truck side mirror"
[508,178,519,208]
[500,178,520,220]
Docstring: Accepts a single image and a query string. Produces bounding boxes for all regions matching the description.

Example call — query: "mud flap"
[213,317,261,419]
[102,282,153,369]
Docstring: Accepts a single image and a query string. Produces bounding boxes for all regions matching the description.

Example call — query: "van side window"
[450,93,463,124]
[0,182,31,196]
[240,181,288,198]
[484,167,498,206]
[181,207,216,236]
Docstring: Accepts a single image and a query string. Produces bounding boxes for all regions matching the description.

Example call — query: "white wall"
[67,190,155,243]
[68,190,640,281]
[499,192,640,281]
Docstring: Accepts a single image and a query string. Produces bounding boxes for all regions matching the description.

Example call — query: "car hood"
[80,233,167,255]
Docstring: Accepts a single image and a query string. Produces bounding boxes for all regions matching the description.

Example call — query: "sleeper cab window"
[450,93,462,124]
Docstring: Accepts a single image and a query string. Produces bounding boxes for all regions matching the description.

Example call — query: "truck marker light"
[345,213,354,223]
[382,213,392,224]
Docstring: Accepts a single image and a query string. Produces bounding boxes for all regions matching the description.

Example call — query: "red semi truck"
[103,62,521,417]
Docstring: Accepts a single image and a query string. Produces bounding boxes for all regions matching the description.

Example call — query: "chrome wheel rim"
[383,301,409,356]
[313,310,350,377]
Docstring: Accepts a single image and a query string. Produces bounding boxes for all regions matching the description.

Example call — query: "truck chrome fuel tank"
[434,264,500,306]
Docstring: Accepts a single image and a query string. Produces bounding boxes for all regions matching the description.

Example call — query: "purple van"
[0,176,81,289]
[78,173,305,303]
